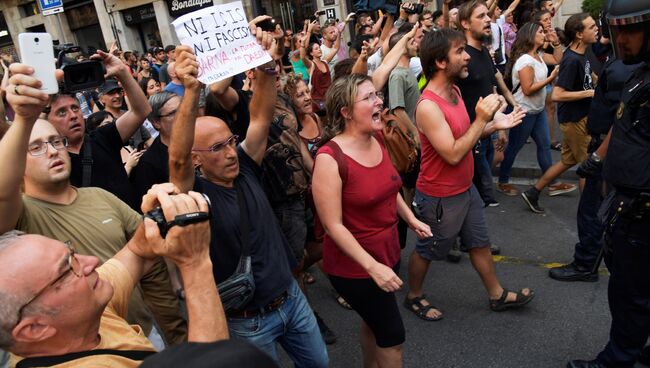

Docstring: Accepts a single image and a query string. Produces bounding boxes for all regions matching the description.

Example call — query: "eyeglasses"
[14,242,82,327]
[159,109,178,119]
[192,134,239,153]
[27,137,69,156]
[355,91,384,105]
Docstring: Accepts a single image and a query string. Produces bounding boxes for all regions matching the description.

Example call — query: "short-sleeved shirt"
[69,123,140,211]
[320,43,338,76]
[11,259,156,368]
[164,82,185,97]
[159,62,170,85]
[388,66,421,121]
[130,136,168,204]
[194,146,294,310]
[555,49,594,123]
[512,52,548,113]
[456,45,497,122]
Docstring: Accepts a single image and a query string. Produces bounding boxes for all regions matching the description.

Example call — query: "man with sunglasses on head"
[45,50,151,212]
[0,186,227,367]
[168,38,328,367]
[0,60,187,346]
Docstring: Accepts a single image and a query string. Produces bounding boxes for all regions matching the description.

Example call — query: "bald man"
[163,62,185,97]
[167,45,328,367]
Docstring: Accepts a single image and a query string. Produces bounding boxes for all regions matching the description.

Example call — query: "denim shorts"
[227,280,329,368]
[413,185,490,261]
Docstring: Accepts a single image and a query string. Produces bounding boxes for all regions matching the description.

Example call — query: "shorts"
[328,262,405,348]
[413,186,490,261]
[559,117,591,166]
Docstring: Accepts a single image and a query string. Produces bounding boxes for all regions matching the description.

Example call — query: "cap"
[140,340,280,368]
[153,47,164,54]
[98,79,122,95]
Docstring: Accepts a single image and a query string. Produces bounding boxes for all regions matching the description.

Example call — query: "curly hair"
[322,73,372,143]
[280,72,306,98]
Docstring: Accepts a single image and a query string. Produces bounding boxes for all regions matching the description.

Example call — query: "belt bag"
[218,185,255,313]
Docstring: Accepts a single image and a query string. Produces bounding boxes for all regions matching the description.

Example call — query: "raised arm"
[208,76,240,113]
[322,29,341,64]
[373,23,420,90]
[168,46,202,193]
[300,22,317,70]
[502,0,521,17]
[0,63,53,233]
[91,50,152,143]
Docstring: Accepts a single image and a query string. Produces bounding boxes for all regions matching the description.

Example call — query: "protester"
[1,63,186,345]
[167,36,328,366]
[521,13,598,213]
[313,74,432,368]
[319,20,342,76]
[497,22,568,196]
[301,21,333,115]
[405,28,531,322]
[139,77,162,97]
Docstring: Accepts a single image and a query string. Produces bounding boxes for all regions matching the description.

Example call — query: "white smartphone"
[18,33,58,94]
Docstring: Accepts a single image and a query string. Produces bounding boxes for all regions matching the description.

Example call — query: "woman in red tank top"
[299,24,331,115]
[312,74,432,367]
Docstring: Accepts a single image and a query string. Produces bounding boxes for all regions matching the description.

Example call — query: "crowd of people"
[0,0,649,367]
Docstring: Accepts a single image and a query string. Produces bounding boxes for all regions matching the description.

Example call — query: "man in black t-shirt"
[521,13,598,214]
[457,0,516,212]
[168,45,328,367]
[46,50,152,211]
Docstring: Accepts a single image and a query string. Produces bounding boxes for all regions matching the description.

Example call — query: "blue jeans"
[227,280,329,368]
[473,137,496,203]
[499,110,553,183]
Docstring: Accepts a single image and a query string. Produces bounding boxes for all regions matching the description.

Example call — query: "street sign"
[325,8,336,19]
[39,0,64,16]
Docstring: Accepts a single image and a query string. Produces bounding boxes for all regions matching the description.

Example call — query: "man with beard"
[319,20,342,77]
[456,0,516,211]
[404,28,532,322]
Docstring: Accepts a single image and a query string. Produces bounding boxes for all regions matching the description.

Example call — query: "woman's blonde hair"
[322,73,372,143]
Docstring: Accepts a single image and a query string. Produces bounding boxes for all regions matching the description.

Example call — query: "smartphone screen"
[18,33,58,94]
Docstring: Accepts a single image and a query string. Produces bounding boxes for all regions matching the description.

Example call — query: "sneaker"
[549,262,598,282]
[548,182,577,196]
[497,183,519,196]
[314,312,337,345]
[521,188,545,213]
[484,199,500,207]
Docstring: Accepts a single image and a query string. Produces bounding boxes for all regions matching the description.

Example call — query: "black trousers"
[597,194,650,367]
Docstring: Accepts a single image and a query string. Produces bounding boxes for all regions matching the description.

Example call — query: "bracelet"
[552,43,561,48]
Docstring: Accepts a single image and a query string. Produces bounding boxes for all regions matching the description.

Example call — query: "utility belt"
[227,291,288,319]
[613,191,650,221]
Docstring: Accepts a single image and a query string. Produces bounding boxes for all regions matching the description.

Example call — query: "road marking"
[492,255,610,276]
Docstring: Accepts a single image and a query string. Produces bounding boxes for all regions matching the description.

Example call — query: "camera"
[144,193,212,238]
[403,2,424,14]
[56,44,105,93]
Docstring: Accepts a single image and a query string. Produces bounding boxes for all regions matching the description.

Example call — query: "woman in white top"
[497,22,565,196]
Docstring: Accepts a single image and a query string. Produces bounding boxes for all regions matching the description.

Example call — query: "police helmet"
[606,0,650,64]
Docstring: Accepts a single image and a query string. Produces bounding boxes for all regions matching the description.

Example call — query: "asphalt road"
[289,177,644,368]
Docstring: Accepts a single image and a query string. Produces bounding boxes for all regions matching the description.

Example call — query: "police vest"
[603,65,650,193]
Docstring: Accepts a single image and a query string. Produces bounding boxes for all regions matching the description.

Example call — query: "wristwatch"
[590,152,602,163]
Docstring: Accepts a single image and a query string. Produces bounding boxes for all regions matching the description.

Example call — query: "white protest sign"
[172,1,272,84]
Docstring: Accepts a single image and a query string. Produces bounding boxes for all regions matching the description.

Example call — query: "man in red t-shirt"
[403,28,533,321]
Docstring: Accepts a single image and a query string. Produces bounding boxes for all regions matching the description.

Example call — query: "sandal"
[489,288,535,312]
[403,294,443,321]
[550,141,562,151]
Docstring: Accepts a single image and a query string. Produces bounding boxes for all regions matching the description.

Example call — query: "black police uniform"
[597,64,650,367]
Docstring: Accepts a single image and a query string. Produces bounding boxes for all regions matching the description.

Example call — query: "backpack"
[380,108,419,174]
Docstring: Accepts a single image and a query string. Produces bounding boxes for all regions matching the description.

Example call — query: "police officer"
[567,0,650,366]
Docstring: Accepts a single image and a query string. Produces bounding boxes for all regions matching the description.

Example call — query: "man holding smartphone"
[45,49,152,212]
